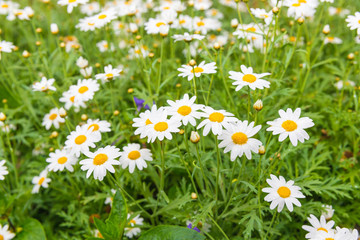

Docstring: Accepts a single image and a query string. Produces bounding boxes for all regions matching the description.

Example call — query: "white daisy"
[197,107,238,136]
[177,61,217,81]
[346,12,360,35]
[59,89,87,111]
[302,214,335,239]
[0,224,15,240]
[262,174,305,212]
[95,64,122,83]
[250,8,274,25]
[310,228,348,240]
[42,108,65,130]
[32,77,56,92]
[172,32,205,42]
[80,2,100,15]
[324,36,343,45]
[0,40,15,53]
[125,214,144,238]
[64,125,101,157]
[57,0,89,13]
[104,189,116,206]
[229,65,271,91]
[0,159,9,180]
[93,10,117,28]
[32,169,51,194]
[266,108,315,146]
[218,121,262,160]
[321,205,334,220]
[76,56,88,68]
[284,0,318,20]
[96,40,114,52]
[166,94,204,126]
[119,143,153,173]
[80,145,121,181]
[69,78,100,102]
[46,149,77,172]
[84,119,111,138]
[76,16,97,32]
[132,105,163,139]
[80,66,93,78]
[334,80,355,90]
[144,18,169,34]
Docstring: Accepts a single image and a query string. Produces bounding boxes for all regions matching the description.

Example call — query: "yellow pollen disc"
[49,113,57,120]
[197,21,205,27]
[75,135,87,145]
[78,86,89,94]
[70,96,75,102]
[134,49,141,54]
[69,0,76,2]
[57,157,68,164]
[243,74,257,83]
[88,22,95,26]
[191,67,204,73]
[154,122,168,132]
[145,119,152,125]
[327,37,334,41]
[231,132,248,145]
[15,12,23,16]
[0,235,4,240]
[93,153,108,165]
[130,219,136,224]
[317,228,328,233]
[177,106,192,116]
[179,19,186,24]
[292,3,301,7]
[281,120,297,132]
[1,4,9,8]
[128,150,141,160]
[103,43,108,48]
[38,177,45,185]
[290,36,296,42]
[163,6,170,9]
[98,14,107,19]
[156,22,166,27]
[246,27,256,32]
[209,112,225,122]
[277,186,291,198]
[88,124,99,131]
[106,73,114,78]
[325,238,334,240]
[299,0,307,3]
[358,20,360,24]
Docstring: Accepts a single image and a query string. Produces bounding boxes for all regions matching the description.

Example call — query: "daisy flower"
[42,108,65,130]
[334,80,355,90]
[177,61,217,81]
[32,77,56,92]
[69,78,100,102]
[96,40,114,52]
[76,56,88,68]
[95,64,122,83]
[104,189,116,206]
[310,228,348,240]
[93,10,117,28]
[324,36,343,45]
[32,169,51,194]
[346,12,360,35]
[80,145,121,181]
[284,0,318,19]
[229,65,271,91]
[57,0,89,13]
[125,214,144,238]
[80,2,100,15]
[266,108,315,146]
[218,121,262,160]
[250,8,274,25]
[0,224,15,240]
[76,16,97,32]
[321,205,334,220]
[0,159,9,180]
[59,89,86,111]
[172,32,205,42]
[197,107,238,136]
[64,125,101,157]
[46,149,77,172]
[0,40,15,56]
[119,143,153,173]
[144,18,169,34]
[132,105,163,139]
[166,94,204,126]
[302,215,335,239]
[80,66,93,78]
[262,174,305,212]
[84,119,111,138]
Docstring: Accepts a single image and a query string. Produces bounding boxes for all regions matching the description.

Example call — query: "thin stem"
[195,144,210,194]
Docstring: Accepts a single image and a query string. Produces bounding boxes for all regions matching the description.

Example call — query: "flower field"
[0,0,360,239]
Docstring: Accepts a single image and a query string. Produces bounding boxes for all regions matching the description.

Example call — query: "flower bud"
[128,88,134,93]
[347,53,355,60]
[36,28,42,33]
[179,129,185,135]
[231,18,239,29]
[0,112,6,121]
[189,59,196,66]
[81,114,88,121]
[297,17,304,25]
[259,146,265,155]
[322,24,330,35]
[213,42,220,50]
[50,131,59,138]
[191,192,198,199]
[321,205,334,220]
[190,131,200,143]
[22,50,30,58]
[76,56,88,68]
[113,110,120,116]
[59,107,67,118]
[253,99,263,111]
[272,7,279,15]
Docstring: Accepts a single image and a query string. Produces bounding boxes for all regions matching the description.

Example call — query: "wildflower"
[0,112,6,121]
[80,145,121,181]
[95,64,122,83]
[119,143,153,173]
[0,40,15,54]
[197,107,238,136]
[50,23,59,34]
[310,227,348,240]
[328,7,350,17]
[346,12,360,35]
[64,125,101,157]
[0,160,9,180]
[186,220,212,233]
[172,32,205,42]
[32,77,56,92]
[266,108,315,146]
[96,40,114,52]
[80,2,100,15]
[218,121,262,160]
[83,119,111,138]
[93,10,117,28]
[321,205,334,220]
[76,16,97,32]
[190,131,200,143]
[124,214,144,238]
[144,18,169,34]
[177,61,217,81]
[132,105,163,139]
[133,97,150,113]
[69,78,100,102]
[59,89,86,111]
[42,108,65,130]
[302,215,335,239]
[32,169,51,194]
[104,189,116,206]
[229,65,271,91]
[193,0,212,11]
[76,56,88,68]
[253,99,263,111]
[284,0,318,20]
[262,174,305,212]
[324,36,343,45]
[57,0,89,13]
[187,223,200,233]
[46,149,77,172]
[251,8,274,25]
[0,224,15,240]
[192,17,220,34]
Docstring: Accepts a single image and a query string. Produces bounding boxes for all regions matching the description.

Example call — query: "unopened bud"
[347,53,355,60]
[36,28,42,33]
[35,41,41,46]
[231,18,239,28]
[272,7,279,15]
[59,42,65,48]
[190,131,200,143]
[22,50,30,58]
[113,110,120,116]
[179,129,185,135]
[188,0,194,7]
[253,99,263,111]
[189,59,196,66]
[128,88,134,93]
[50,131,59,138]
[297,17,304,25]
[191,192,198,199]
[259,146,265,155]
[213,42,220,50]
[59,107,67,118]
[81,114,88,121]
[0,112,6,121]
[176,83,181,88]
[51,23,59,34]
[148,52,154,58]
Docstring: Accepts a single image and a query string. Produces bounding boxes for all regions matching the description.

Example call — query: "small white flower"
[50,23,59,34]
[95,64,122,83]
[0,40,15,53]
[177,61,217,81]
[346,12,360,35]
[64,125,101,157]
[32,169,51,194]
[0,224,15,240]
[83,119,111,138]
[76,56,88,68]
[32,77,56,92]
[302,214,335,239]
[197,107,238,136]
[46,149,77,172]
[0,160,9,180]
[125,214,144,238]
[172,32,205,42]
[229,65,271,91]
[321,205,334,220]
[57,0,89,13]
[42,108,65,130]
[119,143,153,173]
[104,189,116,206]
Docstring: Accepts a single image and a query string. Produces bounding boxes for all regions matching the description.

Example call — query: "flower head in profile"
[119,143,153,173]
[262,174,305,212]
[32,169,51,194]
[197,107,238,136]
[124,214,144,238]
[0,160,9,180]
[229,65,270,91]
[32,77,56,92]
[95,64,122,83]
[177,61,217,81]
[0,40,15,53]
[266,108,314,146]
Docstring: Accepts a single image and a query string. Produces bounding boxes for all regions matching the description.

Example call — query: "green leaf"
[94,190,128,240]
[139,225,206,240]
[15,218,46,240]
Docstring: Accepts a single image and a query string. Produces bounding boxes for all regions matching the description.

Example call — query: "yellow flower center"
[88,123,100,131]
[93,153,108,165]
[98,14,107,19]
[325,238,334,240]
[191,67,204,73]
[197,21,205,27]
[231,132,248,145]
[49,113,58,120]
[128,150,141,160]
[145,119,152,125]
[78,86,89,94]
[88,22,95,26]
[277,186,291,198]
[75,135,87,145]
[69,0,76,2]
[317,228,328,233]
[289,36,296,42]
[246,27,256,32]
[179,19,186,24]
[156,22,166,27]
[57,157,68,164]
[209,112,225,122]
[154,122,168,132]
[243,74,257,83]
[281,120,297,132]
[38,177,45,185]
[292,3,301,7]
[130,219,136,224]
[106,73,114,78]
[177,106,191,116]
[1,4,9,8]
[327,37,334,41]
